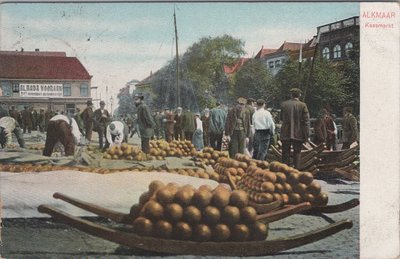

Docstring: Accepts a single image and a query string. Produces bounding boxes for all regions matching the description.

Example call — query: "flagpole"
[302,32,320,102]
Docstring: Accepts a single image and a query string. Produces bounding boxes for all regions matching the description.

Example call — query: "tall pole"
[174,8,180,108]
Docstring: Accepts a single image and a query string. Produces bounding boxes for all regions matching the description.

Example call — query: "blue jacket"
[209,107,227,134]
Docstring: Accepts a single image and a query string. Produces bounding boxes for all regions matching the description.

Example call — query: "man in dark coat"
[174,107,184,141]
[81,100,95,142]
[94,100,111,149]
[21,106,33,133]
[32,109,38,131]
[201,108,211,147]
[209,102,227,151]
[8,106,19,121]
[280,88,310,169]
[225,97,251,158]
[341,106,359,149]
[324,111,337,151]
[245,98,256,154]
[162,108,175,142]
[313,109,327,145]
[37,108,46,132]
[134,93,155,154]
[181,108,196,141]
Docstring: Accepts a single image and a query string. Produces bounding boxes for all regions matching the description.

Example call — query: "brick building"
[317,16,359,61]
[0,50,92,114]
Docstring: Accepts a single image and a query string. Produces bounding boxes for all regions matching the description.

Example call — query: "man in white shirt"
[252,99,275,160]
[105,121,128,148]
[43,114,82,156]
[0,116,25,148]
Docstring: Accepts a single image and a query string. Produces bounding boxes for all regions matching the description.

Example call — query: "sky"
[0,2,359,110]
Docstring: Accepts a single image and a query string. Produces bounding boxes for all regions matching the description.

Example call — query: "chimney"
[35,48,40,52]
[21,47,24,52]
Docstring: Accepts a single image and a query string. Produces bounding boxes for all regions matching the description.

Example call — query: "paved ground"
[0,169,359,258]
[1,132,359,258]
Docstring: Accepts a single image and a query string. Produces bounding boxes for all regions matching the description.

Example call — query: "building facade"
[317,16,359,61]
[255,42,306,76]
[0,50,92,115]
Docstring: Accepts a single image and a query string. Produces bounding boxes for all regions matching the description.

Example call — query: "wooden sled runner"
[38,200,353,256]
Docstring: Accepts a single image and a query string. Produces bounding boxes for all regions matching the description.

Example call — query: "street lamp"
[110,96,114,118]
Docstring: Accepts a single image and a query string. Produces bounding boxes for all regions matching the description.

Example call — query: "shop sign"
[19,83,63,97]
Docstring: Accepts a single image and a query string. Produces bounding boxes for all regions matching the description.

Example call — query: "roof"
[223,58,250,74]
[276,41,303,52]
[0,50,67,57]
[255,47,278,59]
[0,54,91,80]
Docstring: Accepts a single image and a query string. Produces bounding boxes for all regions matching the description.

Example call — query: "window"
[80,83,89,97]
[333,44,342,59]
[63,83,71,96]
[12,83,19,93]
[0,82,12,96]
[268,61,274,68]
[275,60,281,68]
[345,42,353,56]
[343,19,355,27]
[330,22,342,31]
[322,47,330,59]
[66,104,75,115]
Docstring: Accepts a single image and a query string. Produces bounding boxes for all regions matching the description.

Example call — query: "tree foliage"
[274,58,348,117]
[232,59,276,102]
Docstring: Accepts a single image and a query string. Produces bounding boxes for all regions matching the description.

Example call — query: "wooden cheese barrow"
[38,192,353,256]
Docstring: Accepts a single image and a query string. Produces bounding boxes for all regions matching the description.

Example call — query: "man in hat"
[252,99,275,160]
[8,106,20,121]
[209,102,227,150]
[201,108,211,147]
[174,107,184,141]
[21,106,33,133]
[341,106,359,149]
[280,88,310,169]
[43,114,82,156]
[0,116,25,148]
[245,98,256,155]
[37,108,46,132]
[133,93,155,154]
[313,108,328,145]
[81,100,95,142]
[105,120,129,148]
[162,108,175,142]
[94,100,111,149]
[225,97,251,158]
[181,108,196,141]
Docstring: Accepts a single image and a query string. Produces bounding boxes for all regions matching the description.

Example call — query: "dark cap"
[289,88,302,94]
[247,98,256,104]
[87,100,93,105]
[133,93,144,100]
[236,97,247,105]
[100,101,105,105]
[256,99,265,106]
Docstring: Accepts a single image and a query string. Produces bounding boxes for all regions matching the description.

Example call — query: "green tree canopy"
[232,59,276,103]
[274,58,348,117]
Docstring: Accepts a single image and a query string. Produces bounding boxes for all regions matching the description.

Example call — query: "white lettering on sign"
[19,84,64,98]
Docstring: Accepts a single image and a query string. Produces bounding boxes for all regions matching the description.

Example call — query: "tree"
[274,58,348,117]
[232,59,276,102]
[181,34,246,109]
[341,38,360,115]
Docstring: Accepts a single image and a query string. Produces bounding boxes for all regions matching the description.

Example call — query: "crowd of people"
[0,88,359,169]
